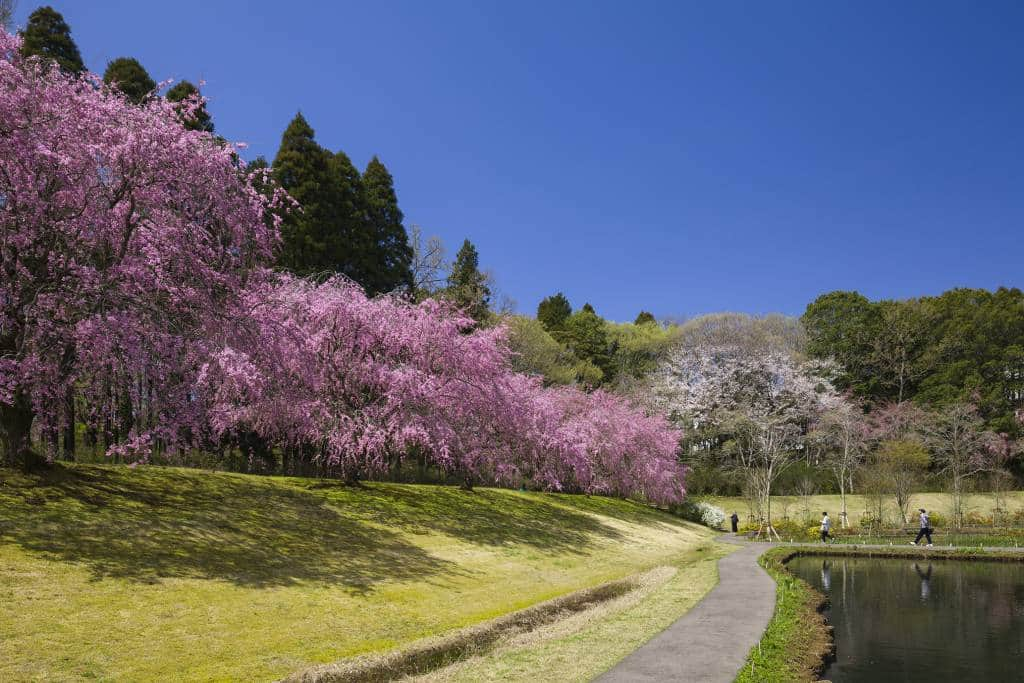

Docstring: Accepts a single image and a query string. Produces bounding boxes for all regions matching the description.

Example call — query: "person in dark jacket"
[730,512,740,533]
[911,508,933,546]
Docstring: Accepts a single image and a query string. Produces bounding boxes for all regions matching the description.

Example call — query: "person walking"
[730,512,740,533]
[912,508,933,546]
[820,511,833,543]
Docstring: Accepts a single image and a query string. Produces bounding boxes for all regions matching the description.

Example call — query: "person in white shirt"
[820,511,833,543]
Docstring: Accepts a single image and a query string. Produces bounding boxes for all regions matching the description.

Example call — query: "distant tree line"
[802,288,1024,436]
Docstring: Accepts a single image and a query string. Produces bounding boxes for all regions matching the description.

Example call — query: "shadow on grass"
[0,465,667,591]
[309,479,688,552]
[0,465,459,592]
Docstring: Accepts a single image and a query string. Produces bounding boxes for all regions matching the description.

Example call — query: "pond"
[787,555,1024,682]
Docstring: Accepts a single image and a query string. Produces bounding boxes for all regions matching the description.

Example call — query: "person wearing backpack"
[911,508,933,546]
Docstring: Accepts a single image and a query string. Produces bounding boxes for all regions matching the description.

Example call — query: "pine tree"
[446,239,491,323]
[272,113,343,275]
[103,57,156,105]
[166,80,214,132]
[537,293,572,332]
[19,6,84,74]
[361,156,413,294]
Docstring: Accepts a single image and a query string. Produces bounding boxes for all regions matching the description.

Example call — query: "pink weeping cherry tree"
[200,275,686,503]
[1,24,685,503]
[0,29,281,468]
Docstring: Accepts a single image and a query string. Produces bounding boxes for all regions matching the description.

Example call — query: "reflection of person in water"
[821,560,832,592]
[914,562,933,601]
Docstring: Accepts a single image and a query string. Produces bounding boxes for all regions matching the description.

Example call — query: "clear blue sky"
[16,1,1024,321]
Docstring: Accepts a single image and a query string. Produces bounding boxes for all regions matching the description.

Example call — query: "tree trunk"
[839,474,849,528]
[1,390,41,471]
[951,475,964,529]
[62,387,76,461]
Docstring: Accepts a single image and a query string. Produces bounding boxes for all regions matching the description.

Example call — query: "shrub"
[768,518,807,539]
[859,511,883,531]
[673,499,727,530]
[963,512,993,527]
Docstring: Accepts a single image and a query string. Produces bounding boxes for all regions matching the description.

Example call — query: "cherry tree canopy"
[200,276,686,503]
[0,29,281,465]
[647,313,841,523]
[0,26,684,505]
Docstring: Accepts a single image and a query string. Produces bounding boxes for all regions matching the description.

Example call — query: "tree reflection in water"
[788,555,1024,682]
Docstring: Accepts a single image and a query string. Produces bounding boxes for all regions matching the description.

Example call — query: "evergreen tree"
[19,6,84,74]
[361,156,413,294]
[103,57,156,105]
[537,293,572,332]
[1,1,16,31]
[166,80,214,132]
[446,239,491,323]
[271,113,344,275]
[635,311,656,326]
[328,150,371,284]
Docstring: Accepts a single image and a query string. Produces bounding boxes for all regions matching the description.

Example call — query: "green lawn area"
[414,543,730,682]
[0,464,714,682]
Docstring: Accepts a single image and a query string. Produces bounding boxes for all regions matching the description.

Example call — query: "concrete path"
[597,539,775,683]
[598,539,1024,683]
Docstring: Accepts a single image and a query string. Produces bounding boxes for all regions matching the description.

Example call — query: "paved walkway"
[598,538,775,683]
[598,538,1024,683]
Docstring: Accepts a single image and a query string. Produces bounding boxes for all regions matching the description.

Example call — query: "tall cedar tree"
[166,80,214,132]
[272,113,346,275]
[447,239,491,324]
[103,57,156,104]
[19,6,83,74]
[537,293,572,332]
[361,156,413,294]
[325,151,368,283]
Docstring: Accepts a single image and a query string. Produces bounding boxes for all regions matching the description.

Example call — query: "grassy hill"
[0,464,716,681]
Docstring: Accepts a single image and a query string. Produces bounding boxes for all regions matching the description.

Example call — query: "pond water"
[787,555,1024,682]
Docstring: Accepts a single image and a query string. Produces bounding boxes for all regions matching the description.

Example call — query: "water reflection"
[787,556,1024,682]
[913,562,932,602]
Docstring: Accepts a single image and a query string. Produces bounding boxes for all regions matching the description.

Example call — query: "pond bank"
[744,542,1024,682]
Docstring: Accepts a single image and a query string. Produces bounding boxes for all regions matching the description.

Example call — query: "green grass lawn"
[701,491,1024,525]
[0,464,714,682]
[414,543,730,682]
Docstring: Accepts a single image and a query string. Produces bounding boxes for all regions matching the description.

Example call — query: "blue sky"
[16,1,1024,321]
